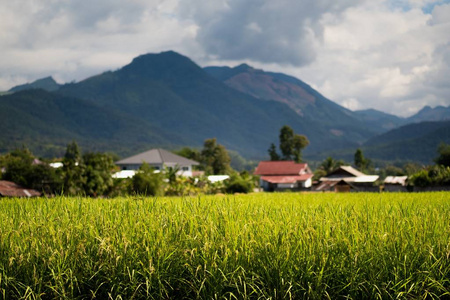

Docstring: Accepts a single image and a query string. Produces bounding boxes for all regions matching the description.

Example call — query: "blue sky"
[422,0,450,13]
[0,0,449,117]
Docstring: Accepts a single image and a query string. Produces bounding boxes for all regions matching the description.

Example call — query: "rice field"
[0,192,449,299]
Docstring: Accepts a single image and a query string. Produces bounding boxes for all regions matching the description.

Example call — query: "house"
[0,180,41,197]
[254,161,313,191]
[383,176,408,192]
[115,148,199,177]
[316,166,379,192]
[314,179,357,193]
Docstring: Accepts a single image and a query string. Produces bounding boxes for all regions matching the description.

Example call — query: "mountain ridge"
[2,50,448,163]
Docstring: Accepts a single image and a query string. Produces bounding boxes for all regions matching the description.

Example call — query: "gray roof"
[116,148,199,166]
[328,165,366,177]
[320,166,379,183]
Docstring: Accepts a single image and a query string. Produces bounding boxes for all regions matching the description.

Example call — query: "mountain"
[407,105,450,123]
[362,120,450,163]
[353,109,406,132]
[0,89,187,157]
[204,64,378,138]
[9,76,61,93]
[8,50,438,162]
[56,51,376,157]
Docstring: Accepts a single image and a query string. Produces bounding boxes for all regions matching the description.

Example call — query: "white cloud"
[177,0,364,66]
[0,0,199,88]
[285,1,450,116]
[0,0,449,118]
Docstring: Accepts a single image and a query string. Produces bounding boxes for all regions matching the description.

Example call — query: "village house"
[314,165,379,192]
[253,161,313,191]
[114,148,199,178]
[0,180,41,197]
[383,176,408,192]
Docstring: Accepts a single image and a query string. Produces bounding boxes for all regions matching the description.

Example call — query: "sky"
[1,0,449,117]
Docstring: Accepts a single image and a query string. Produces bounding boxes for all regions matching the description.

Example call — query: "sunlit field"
[0,192,449,299]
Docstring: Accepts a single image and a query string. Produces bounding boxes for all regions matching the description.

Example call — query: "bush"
[225,174,253,194]
[131,164,165,196]
[409,165,450,187]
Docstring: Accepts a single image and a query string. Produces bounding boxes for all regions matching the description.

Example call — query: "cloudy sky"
[1,0,449,117]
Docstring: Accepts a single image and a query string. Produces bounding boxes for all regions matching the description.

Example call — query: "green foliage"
[409,165,450,187]
[268,143,280,161]
[313,156,345,180]
[228,150,257,172]
[0,193,449,299]
[292,134,309,163]
[354,148,372,172]
[409,170,432,187]
[434,143,450,167]
[224,173,254,194]
[273,125,309,162]
[82,152,115,197]
[2,148,34,186]
[61,142,85,195]
[175,147,202,165]
[200,138,231,175]
[384,165,406,176]
[1,147,62,194]
[27,163,62,195]
[403,162,423,175]
[131,163,165,196]
[354,148,365,170]
[279,125,295,160]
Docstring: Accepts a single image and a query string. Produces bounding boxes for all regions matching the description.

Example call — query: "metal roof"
[320,166,379,183]
[261,174,313,184]
[384,176,408,185]
[116,148,199,166]
[0,180,41,197]
[254,161,310,176]
[327,166,366,177]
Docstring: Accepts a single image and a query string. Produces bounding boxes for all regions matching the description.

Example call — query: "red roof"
[0,180,41,197]
[261,174,313,184]
[254,161,309,176]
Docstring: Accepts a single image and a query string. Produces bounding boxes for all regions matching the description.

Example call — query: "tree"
[131,163,165,196]
[2,147,62,194]
[27,163,62,195]
[175,147,202,165]
[2,148,34,187]
[313,156,345,181]
[279,125,295,160]
[201,138,231,175]
[61,141,85,195]
[292,134,309,163]
[354,148,371,172]
[268,143,280,161]
[82,152,115,197]
[224,172,254,194]
[409,165,450,187]
[272,125,309,162]
[354,149,365,170]
[434,143,450,167]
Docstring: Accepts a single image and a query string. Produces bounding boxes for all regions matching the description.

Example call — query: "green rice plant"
[0,192,449,299]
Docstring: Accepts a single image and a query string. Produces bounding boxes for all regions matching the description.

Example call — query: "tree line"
[0,139,257,197]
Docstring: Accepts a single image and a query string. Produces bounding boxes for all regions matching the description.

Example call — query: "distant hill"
[362,121,450,163]
[3,50,445,163]
[0,89,187,157]
[9,76,61,93]
[55,51,376,157]
[353,109,406,132]
[407,105,450,123]
[204,64,377,139]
